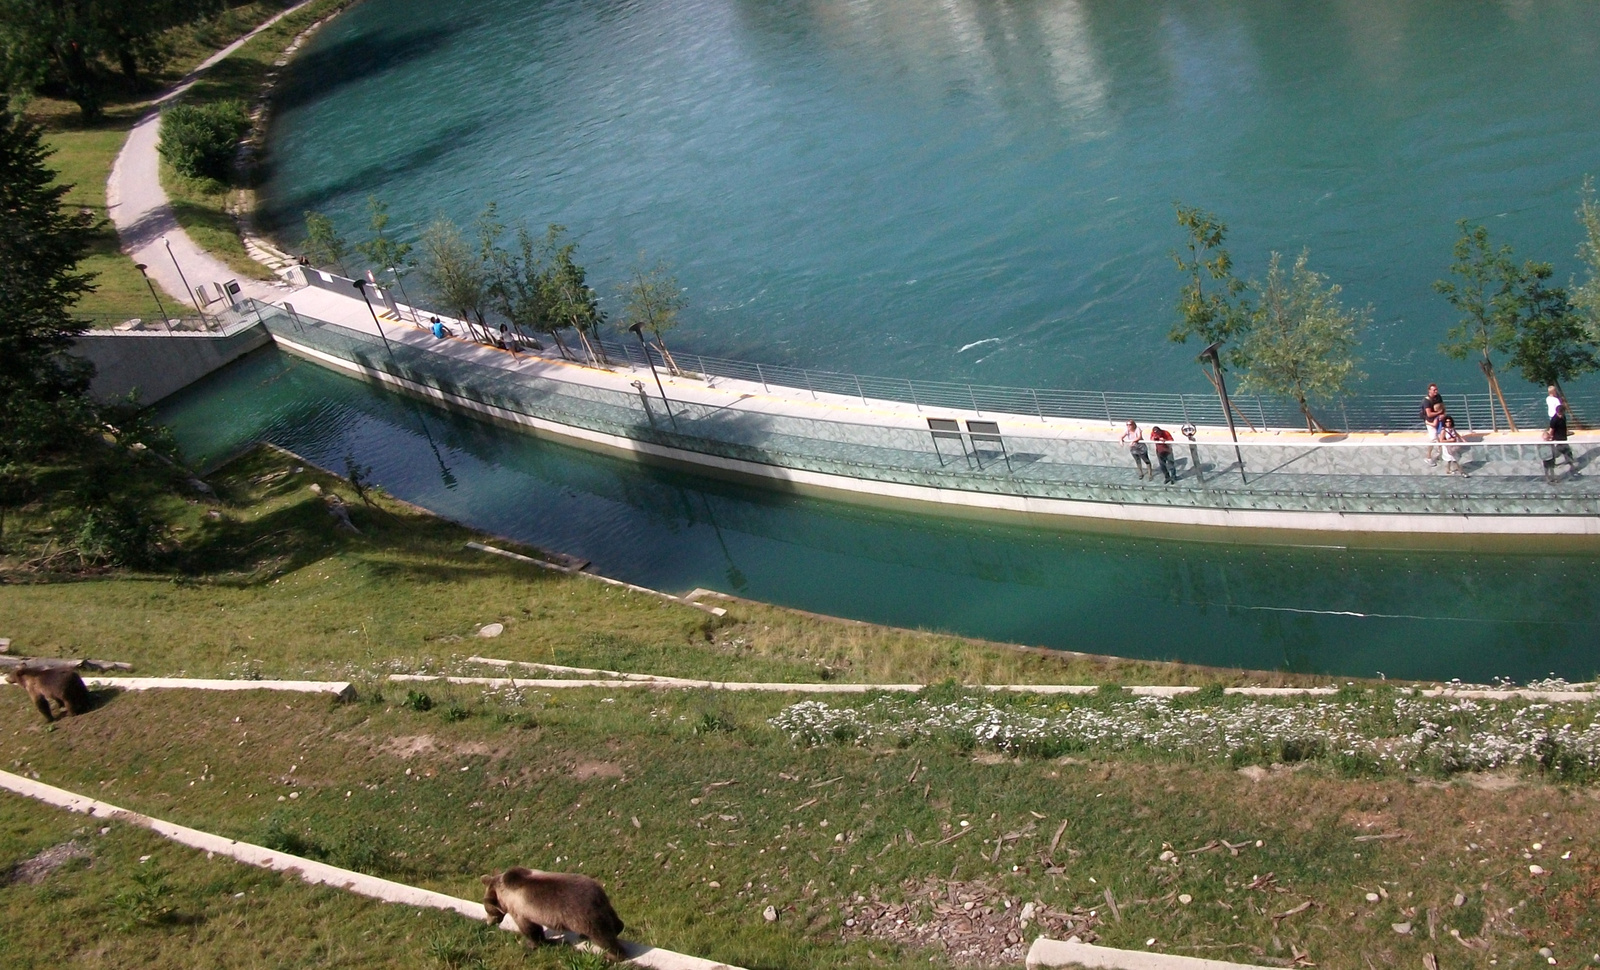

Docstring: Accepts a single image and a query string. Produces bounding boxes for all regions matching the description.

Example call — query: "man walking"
[1150,425,1177,484]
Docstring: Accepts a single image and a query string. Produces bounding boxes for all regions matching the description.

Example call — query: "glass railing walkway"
[229,295,1600,535]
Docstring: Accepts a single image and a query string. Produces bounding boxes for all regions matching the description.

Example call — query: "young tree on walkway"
[302,210,350,276]
[417,215,492,343]
[621,258,686,375]
[1235,251,1367,432]
[1574,177,1600,340]
[1504,260,1597,406]
[356,196,416,316]
[1435,221,1523,430]
[541,227,607,365]
[0,107,96,463]
[1169,204,1252,361]
[488,223,574,359]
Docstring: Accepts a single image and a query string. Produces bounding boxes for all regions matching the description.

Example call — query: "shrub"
[159,101,251,181]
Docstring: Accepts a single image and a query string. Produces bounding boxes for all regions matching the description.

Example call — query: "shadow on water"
[158,348,1600,684]
[270,22,472,113]
[257,119,487,233]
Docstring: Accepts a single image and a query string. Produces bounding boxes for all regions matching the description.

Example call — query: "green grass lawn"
[3,445,1596,969]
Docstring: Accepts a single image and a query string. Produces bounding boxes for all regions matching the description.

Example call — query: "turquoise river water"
[159,349,1600,682]
[262,0,1600,394]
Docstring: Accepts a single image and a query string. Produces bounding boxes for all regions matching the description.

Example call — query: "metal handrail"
[242,302,1600,515]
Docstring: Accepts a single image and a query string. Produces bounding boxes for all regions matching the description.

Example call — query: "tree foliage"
[540,226,606,364]
[1169,204,1251,364]
[356,195,411,276]
[1574,177,1600,341]
[1504,261,1597,394]
[621,258,686,374]
[1235,251,1367,431]
[302,210,350,275]
[488,223,569,358]
[417,213,493,340]
[158,99,249,181]
[0,0,221,120]
[0,107,96,463]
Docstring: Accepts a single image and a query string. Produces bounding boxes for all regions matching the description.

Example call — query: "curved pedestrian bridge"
[226,278,1600,548]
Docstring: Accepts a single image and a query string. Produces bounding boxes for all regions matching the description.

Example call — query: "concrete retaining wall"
[74,324,270,404]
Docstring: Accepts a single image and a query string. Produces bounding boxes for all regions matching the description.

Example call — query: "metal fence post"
[968,385,980,415]
[1100,391,1113,423]
[757,363,769,393]
[1030,387,1043,421]
[854,375,866,405]
[1460,394,1473,433]
[908,379,920,411]
[1339,399,1351,432]
[804,370,816,399]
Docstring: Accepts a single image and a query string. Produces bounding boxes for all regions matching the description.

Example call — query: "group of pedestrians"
[1120,420,1179,484]
[1422,382,1579,482]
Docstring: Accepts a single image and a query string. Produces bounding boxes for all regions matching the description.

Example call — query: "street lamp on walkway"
[133,263,173,334]
[163,237,209,328]
[629,322,677,431]
[353,278,399,368]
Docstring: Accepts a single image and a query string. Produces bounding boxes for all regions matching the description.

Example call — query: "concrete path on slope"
[0,770,745,970]
[105,1,318,312]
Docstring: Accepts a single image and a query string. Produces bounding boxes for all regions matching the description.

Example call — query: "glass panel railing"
[239,300,1600,514]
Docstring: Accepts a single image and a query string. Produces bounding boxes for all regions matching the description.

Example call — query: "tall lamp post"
[1199,341,1247,484]
[163,237,209,328]
[629,322,677,431]
[133,263,174,334]
[353,279,399,368]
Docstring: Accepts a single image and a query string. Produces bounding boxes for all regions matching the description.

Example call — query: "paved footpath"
[105,1,317,315]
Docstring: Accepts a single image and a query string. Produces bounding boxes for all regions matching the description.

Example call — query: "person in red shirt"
[1149,426,1177,484]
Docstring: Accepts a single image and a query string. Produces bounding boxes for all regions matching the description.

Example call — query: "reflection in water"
[160,349,1600,683]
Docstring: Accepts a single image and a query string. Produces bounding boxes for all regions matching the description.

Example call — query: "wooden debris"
[1272,900,1315,922]
[1049,819,1069,857]
[1352,832,1406,842]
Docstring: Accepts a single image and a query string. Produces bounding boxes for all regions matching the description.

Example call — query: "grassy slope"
[2,445,1597,969]
[26,2,316,323]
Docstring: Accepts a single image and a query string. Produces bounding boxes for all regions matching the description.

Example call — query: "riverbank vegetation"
[5,443,1600,969]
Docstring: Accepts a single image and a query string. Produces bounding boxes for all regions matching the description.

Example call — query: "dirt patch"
[6,840,91,885]
[570,760,625,781]
[1460,771,1522,791]
[379,735,439,758]
[836,876,1107,966]
[1340,809,1397,832]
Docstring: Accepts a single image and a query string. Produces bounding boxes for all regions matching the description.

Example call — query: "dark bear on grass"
[6,667,92,722]
[481,867,627,959]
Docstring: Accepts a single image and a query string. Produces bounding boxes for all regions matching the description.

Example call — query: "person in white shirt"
[1547,385,1564,420]
[1120,420,1152,481]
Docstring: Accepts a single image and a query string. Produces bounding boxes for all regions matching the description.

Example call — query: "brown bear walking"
[6,666,92,722]
[481,867,628,959]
